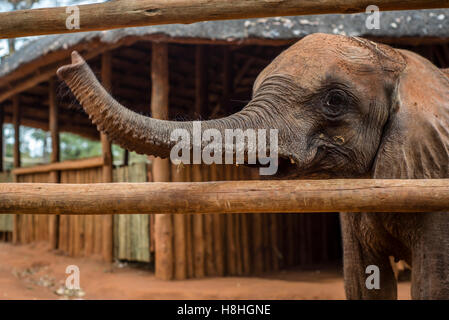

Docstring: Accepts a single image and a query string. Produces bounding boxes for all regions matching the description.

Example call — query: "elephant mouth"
[271,148,328,180]
[274,156,300,178]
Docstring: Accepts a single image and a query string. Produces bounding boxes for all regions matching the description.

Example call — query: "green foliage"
[60,132,102,161]
[1,124,147,170]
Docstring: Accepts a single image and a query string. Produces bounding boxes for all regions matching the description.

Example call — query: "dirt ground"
[0,242,411,300]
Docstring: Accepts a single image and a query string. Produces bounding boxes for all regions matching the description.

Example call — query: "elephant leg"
[411,213,449,299]
[340,213,397,300]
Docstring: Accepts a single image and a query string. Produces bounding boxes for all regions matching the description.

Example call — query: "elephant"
[57,33,449,300]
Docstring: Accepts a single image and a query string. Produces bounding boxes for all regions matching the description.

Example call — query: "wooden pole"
[12,96,20,244]
[1,180,449,215]
[192,45,209,278]
[12,96,21,170]
[151,43,173,280]
[49,78,60,176]
[12,157,103,175]
[192,165,205,278]
[48,78,60,250]
[195,45,208,118]
[212,165,225,277]
[1,0,448,39]
[222,48,236,275]
[204,165,216,276]
[171,164,187,280]
[183,165,194,278]
[0,105,3,172]
[222,47,233,111]
[123,150,129,167]
[101,52,114,263]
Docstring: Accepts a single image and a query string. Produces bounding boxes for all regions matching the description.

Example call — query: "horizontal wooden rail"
[12,157,103,176]
[0,179,448,215]
[1,0,448,39]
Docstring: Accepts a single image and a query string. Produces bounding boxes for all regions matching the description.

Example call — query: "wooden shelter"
[0,10,448,279]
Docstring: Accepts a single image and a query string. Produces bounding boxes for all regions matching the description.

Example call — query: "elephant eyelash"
[318,90,348,117]
[314,85,360,118]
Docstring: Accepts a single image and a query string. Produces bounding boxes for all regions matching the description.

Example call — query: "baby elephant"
[58,33,449,299]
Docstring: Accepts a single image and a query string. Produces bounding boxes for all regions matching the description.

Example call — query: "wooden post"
[192,165,205,278]
[101,52,114,263]
[205,165,216,276]
[222,47,233,111]
[152,43,173,280]
[12,95,20,244]
[212,165,225,276]
[190,45,209,278]
[195,45,208,117]
[48,78,60,250]
[171,164,187,280]
[0,105,3,172]
[123,149,129,167]
[181,165,193,278]
[49,78,60,176]
[222,48,236,275]
[240,169,251,275]
[13,96,20,170]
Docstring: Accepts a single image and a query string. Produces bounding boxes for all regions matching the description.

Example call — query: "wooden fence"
[114,163,151,262]
[3,157,340,276]
[11,158,152,262]
[160,163,339,277]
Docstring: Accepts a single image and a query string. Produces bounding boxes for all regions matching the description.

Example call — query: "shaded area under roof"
[1,9,449,78]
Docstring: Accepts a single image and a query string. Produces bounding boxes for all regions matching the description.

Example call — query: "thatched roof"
[1,9,449,78]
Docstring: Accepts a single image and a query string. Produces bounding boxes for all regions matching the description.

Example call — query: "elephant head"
[57,33,449,179]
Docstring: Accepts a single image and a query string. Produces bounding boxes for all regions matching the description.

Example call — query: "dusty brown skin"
[58,33,449,300]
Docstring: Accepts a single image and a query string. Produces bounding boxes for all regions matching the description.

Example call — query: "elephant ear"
[373,50,449,179]
[442,68,449,78]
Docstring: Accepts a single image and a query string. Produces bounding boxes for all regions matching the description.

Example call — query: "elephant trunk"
[57,51,263,160]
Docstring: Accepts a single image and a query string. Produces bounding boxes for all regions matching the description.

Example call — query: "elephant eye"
[323,90,347,116]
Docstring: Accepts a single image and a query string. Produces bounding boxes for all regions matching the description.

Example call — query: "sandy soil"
[0,242,411,300]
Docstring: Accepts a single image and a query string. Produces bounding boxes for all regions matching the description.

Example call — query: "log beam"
[0,1,448,39]
[0,180,448,215]
[12,157,103,176]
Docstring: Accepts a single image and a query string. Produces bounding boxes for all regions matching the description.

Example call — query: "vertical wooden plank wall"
[16,172,51,244]
[58,166,104,256]
[12,162,154,260]
[113,163,150,262]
